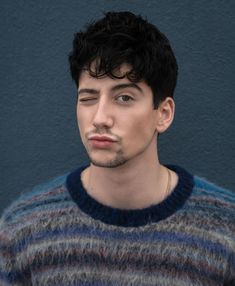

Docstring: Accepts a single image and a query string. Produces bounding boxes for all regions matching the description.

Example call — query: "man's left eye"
[116,95,133,102]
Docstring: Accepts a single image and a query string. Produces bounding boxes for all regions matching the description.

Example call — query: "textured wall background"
[1,0,234,214]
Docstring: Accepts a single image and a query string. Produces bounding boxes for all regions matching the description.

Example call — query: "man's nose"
[92,99,114,129]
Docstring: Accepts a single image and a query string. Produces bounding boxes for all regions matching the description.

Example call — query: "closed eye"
[79,97,97,104]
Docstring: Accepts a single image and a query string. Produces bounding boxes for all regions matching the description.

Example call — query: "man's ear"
[155,97,175,134]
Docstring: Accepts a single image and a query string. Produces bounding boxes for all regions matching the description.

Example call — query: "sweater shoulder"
[190,176,235,228]
[193,176,235,204]
[183,177,235,259]
[0,173,71,229]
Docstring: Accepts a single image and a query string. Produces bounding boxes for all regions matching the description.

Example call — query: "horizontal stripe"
[4,225,229,259]
[32,266,191,286]
[29,249,223,283]
[4,188,69,221]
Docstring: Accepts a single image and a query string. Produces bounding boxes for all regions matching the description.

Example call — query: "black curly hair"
[69,11,178,108]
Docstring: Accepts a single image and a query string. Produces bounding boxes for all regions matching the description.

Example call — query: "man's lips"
[88,135,117,142]
[88,135,118,148]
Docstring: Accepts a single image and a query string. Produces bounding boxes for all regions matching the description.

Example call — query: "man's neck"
[81,156,178,210]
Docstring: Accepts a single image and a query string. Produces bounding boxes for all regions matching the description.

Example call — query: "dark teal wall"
[1,0,234,214]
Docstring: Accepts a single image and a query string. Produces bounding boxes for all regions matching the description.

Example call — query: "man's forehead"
[79,62,133,81]
[78,63,133,85]
[90,60,133,74]
[78,70,137,89]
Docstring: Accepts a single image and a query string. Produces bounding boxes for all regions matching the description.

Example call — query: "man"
[0,11,234,286]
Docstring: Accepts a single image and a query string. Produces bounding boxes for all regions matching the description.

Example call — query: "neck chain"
[164,168,172,200]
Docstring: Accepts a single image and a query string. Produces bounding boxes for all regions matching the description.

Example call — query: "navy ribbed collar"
[66,165,194,227]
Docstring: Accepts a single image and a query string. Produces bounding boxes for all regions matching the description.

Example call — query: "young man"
[0,11,234,286]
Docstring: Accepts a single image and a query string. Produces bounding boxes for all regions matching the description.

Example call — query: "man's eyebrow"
[78,88,99,96]
[111,83,143,93]
[78,83,143,96]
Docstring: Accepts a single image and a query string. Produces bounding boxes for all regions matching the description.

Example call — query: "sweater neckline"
[66,165,194,227]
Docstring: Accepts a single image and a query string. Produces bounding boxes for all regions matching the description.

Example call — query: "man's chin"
[90,158,128,168]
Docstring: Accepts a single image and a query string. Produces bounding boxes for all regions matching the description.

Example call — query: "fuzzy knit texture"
[0,165,234,286]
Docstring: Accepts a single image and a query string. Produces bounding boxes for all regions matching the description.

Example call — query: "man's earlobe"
[156,97,175,134]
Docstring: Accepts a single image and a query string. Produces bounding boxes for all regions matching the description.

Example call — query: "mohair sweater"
[0,165,234,286]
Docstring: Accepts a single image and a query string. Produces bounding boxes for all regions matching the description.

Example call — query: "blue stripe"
[194,178,235,202]
[63,282,118,286]
[3,195,73,222]
[3,226,229,259]
[30,252,223,283]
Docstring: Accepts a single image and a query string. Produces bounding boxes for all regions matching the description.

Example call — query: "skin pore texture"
[77,64,178,210]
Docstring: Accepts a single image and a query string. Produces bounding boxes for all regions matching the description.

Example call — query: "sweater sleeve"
[0,215,32,286]
[0,176,67,286]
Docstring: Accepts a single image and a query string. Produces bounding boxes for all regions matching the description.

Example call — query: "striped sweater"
[0,165,234,286]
